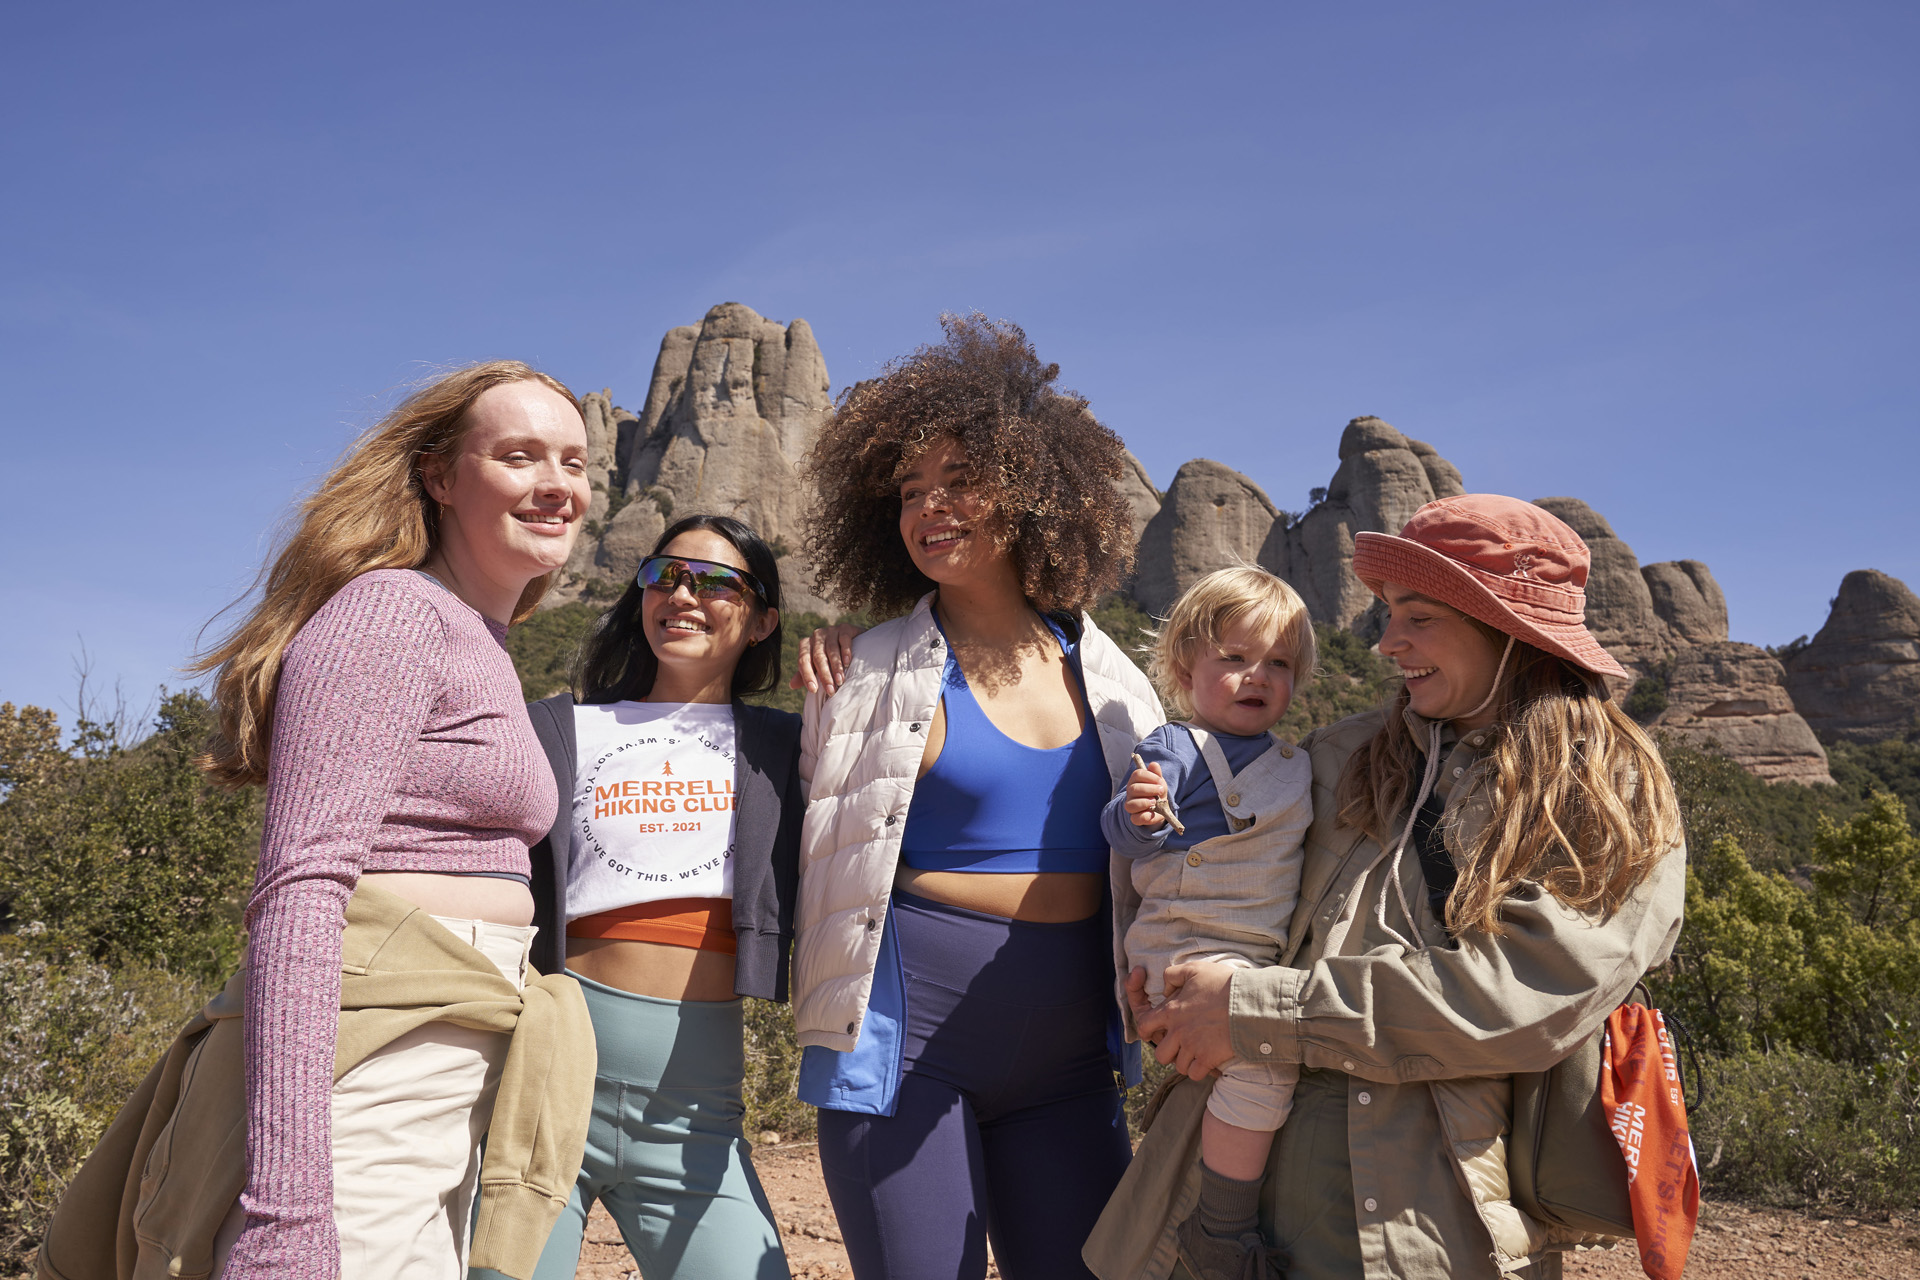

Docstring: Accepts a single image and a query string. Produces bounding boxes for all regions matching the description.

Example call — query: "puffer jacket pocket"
[1430,1075,1548,1274]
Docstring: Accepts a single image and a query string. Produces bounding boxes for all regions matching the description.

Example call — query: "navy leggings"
[817,891,1132,1280]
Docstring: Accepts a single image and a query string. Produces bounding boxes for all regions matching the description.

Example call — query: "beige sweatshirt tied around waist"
[37,880,595,1280]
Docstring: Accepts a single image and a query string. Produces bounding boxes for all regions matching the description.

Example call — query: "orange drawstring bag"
[1599,1004,1700,1280]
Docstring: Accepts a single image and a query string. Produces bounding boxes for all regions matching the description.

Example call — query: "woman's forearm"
[1227,845,1686,1081]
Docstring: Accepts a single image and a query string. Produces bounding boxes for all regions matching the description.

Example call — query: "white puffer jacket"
[794,593,1166,1050]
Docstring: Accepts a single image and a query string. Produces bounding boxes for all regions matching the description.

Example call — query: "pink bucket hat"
[1351,494,1629,681]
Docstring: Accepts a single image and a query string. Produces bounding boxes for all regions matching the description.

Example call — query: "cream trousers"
[213,915,536,1280]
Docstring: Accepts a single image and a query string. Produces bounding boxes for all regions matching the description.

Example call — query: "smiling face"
[897,437,1010,589]
[640,529,779,701]
[1377,583,1508,729]
[424,379,590,583]
[1177,616,1297,737]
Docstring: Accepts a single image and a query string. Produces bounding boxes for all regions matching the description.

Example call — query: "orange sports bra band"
[567,897,736,955]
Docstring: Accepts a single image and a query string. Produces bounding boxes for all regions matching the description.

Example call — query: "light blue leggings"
[478,972,788,1280]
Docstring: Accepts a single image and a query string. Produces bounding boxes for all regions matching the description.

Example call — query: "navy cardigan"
[524,693,804,1001]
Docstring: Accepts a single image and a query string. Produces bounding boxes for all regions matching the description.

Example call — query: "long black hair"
[575,514,784,703]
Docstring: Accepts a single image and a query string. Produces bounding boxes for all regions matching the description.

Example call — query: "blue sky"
[4,2,1915,723]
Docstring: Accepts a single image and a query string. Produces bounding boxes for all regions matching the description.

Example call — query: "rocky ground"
[571,1141,1918,1279]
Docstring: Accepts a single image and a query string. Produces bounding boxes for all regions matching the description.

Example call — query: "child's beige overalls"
[1125,723,1313,1131]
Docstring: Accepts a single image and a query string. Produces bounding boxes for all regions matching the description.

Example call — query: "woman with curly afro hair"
[787,315,1167,1280]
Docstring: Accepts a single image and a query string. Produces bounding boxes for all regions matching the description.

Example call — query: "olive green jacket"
[36,881,594,1280]
[1085,707,1686,1280]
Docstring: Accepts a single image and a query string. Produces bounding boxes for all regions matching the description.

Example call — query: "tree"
[0,692,259,980]
[1657,798,1920,1067]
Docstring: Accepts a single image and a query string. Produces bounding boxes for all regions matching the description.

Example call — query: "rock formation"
[538,308,1885,787]
[1529,498,1672,676]
[1131,460,1278,616]
[1642,560,1728,645]
[1521,499,1829,783]
[1650,642,1833,785]
[1259,417,1466,636]
[619,304,830,592]
[557,391,640,586]
[552,303,834,613]
[1115,450,1163,545]
[1783,570,1920,743]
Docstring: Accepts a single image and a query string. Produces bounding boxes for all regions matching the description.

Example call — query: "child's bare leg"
[1201,1109,1277,1181]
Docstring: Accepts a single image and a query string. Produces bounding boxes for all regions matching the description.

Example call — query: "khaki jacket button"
[1258,1042,1273,1055]
[1225,792,1240,807]
[1186,852,1203,867]
[1357,1090,1372,1105]
[1342,1059,1357,1071]
[847,1021,857,1035]
[1280,744,1294,758]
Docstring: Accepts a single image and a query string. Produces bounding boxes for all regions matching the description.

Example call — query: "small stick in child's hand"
[1131,753,1185,835]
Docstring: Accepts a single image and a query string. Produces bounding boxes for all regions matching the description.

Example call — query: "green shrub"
[1828,735,1920,828]
[505,601,607,701]
[1655,796,1920,1066]
[746,610,831,717]
[1624,674,1668,722]
[0,937,204,1270]
[1692,1050,1919,1213]
[0,694,258,981]
[1275,624,1397,743]
[1088,592,1155,674]
[1663,739,1858,873]
[741,998,814,1141]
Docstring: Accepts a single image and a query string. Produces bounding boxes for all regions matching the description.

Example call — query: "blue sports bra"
[898,615,1113,874]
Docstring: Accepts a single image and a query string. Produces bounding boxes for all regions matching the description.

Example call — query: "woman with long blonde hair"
[1098,494,1688,1280]
[190,360,590,1279]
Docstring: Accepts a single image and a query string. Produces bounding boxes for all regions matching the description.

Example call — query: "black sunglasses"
[636,555,767,605]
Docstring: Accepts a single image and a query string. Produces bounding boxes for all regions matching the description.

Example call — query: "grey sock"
[1196,1163,1263,1237]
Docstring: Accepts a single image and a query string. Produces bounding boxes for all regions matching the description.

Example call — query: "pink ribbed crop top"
[228,570,555,1278]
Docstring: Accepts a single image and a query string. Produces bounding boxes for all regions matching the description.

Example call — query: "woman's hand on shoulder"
[790,622,866,697]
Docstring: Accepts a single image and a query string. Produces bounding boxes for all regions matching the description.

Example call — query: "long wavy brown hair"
[1337,628,1681,935]
[802,313,1135,616]
[191,361,580,787]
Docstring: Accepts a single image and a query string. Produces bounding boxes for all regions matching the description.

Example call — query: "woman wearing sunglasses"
[789,315,1163,1280]
[507,514,801,1280]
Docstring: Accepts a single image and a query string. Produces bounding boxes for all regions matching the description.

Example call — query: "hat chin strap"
[1376,634,1515,952]
[1459,634,1516,725]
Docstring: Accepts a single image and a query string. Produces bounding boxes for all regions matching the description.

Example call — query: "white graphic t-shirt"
[567,701,738,921]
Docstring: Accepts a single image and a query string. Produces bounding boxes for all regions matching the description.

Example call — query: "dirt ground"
[573,1140,1919,1279]
[1562,1200,1920,1280]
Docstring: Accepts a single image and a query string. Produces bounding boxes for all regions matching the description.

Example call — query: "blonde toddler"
[1100,565,1316,1280]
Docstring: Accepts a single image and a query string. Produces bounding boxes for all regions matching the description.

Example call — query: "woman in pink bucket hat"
[1091,494,1689,1280]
